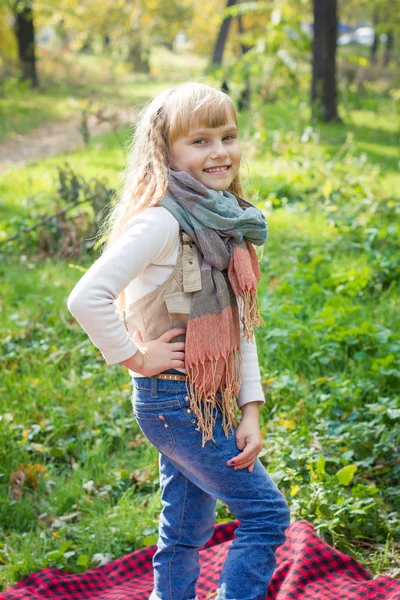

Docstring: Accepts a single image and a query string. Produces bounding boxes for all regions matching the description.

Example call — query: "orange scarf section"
[185,241,265,448]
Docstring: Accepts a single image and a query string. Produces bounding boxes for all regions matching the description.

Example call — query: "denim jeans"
[131,369,290,600]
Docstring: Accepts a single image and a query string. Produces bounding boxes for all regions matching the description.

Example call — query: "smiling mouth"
[203,165,231,174]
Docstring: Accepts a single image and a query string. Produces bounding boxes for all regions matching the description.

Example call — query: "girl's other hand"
[121,328,186,377]
[227,414,262,473]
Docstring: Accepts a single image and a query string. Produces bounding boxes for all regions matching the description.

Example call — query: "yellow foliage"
[0,6,17,59]
[290,484,300,496]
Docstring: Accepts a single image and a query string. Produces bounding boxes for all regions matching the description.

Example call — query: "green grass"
[0,46,207,140]
[241,95,400,198]
[0,127,129,221]
[0,70,399,589]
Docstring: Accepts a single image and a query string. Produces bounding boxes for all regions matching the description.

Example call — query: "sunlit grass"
[0,47,208,140]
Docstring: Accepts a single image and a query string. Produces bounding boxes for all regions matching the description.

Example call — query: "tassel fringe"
[240,288,266,342]
[185,349,243,448]
[183,288,264,447]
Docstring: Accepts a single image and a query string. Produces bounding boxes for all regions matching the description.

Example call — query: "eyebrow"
[187,125,238,137]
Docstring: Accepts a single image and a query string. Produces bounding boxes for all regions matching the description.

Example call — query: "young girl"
[67,82,290,600]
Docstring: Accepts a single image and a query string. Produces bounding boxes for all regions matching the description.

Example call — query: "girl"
[67,82,290,600]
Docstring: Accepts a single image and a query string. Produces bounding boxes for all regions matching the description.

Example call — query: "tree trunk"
[370,12,379,65]
[14,1,38,87]
[211,0,237,66]
[383,30,393,67]
[237,13,251,111]
[103,35,111,51]
[128,38,150,73]
[311,0,340,122]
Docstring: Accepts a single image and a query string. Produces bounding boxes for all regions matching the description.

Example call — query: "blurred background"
[0,0,399,591]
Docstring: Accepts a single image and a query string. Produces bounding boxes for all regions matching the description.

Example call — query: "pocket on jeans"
[134,411,177,456]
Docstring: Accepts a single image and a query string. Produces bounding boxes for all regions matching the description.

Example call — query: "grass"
[0,127,129,221]
[0,58,399,590]
[1,91,398,223]
[0,46,208,140]
[241,94,400,198]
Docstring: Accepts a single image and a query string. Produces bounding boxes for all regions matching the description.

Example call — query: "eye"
[193,134,237,144]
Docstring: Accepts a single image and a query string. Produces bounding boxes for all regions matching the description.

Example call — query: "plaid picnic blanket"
[1,520,399,599]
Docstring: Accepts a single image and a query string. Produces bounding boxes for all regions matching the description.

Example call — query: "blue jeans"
[131,369,290,600]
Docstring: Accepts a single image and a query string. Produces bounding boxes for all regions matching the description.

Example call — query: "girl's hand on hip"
[129,328,186,377]
[227,415,262,473]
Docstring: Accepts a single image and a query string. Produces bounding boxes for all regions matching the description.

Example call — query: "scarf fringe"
[241,288,266,342]
[185,349,242,448]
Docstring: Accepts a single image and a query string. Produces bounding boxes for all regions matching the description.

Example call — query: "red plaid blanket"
[1,520,399,599]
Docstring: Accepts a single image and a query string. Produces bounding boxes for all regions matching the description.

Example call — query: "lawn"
[0,46,208,140]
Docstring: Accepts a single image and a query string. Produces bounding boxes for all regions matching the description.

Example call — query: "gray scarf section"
[157,169,268,271]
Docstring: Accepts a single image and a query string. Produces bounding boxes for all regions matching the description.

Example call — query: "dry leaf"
[9,466,26,502]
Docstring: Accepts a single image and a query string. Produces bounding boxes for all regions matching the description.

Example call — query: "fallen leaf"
[91,553,113,566]
[9,466,26,502]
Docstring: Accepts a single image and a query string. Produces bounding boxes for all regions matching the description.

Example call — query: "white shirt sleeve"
[67,208,178,365]
[236,312,266,409]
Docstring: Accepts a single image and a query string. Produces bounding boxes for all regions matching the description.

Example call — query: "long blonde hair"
[98,82,244,317]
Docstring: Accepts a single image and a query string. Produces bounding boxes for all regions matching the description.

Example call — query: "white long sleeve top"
[67,206,265,409]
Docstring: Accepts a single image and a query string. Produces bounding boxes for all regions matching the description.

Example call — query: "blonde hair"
[98,82,244,317]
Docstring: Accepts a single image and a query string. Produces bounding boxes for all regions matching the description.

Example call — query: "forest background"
[0,0,399,590]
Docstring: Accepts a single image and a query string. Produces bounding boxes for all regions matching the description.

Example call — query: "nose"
[210,140,228,159]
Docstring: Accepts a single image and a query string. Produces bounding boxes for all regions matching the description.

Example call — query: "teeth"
[204,166,229,173]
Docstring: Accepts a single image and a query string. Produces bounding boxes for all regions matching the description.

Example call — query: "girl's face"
[169,114,241,191]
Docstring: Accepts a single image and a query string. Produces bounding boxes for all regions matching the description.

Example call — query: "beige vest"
[123,229,202,358]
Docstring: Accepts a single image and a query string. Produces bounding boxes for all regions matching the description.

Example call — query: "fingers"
[226,451,257,472]
[227,449,252,465]
[169,341,186,350]
[227,458,257,469]
[171,359,186,368]
[227,449,258,469]
[235,461,256,470]
[162,328,186,342]
[229,459,257,472]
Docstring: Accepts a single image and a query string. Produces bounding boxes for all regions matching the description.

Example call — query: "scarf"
[157,169,268,447]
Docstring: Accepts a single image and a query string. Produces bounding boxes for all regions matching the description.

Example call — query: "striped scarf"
[158,169,268,447]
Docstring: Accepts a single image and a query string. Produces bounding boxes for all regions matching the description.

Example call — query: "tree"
[12,0,38,87]
[211,0,237,66]
[19,0,192,75]
[370,9,380,64]
[311,0,340,122]
[340,0,400,68]
[237,12,251,110]
[370,0,399,67]
[209,0,311,108]
[209,0,257,103]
